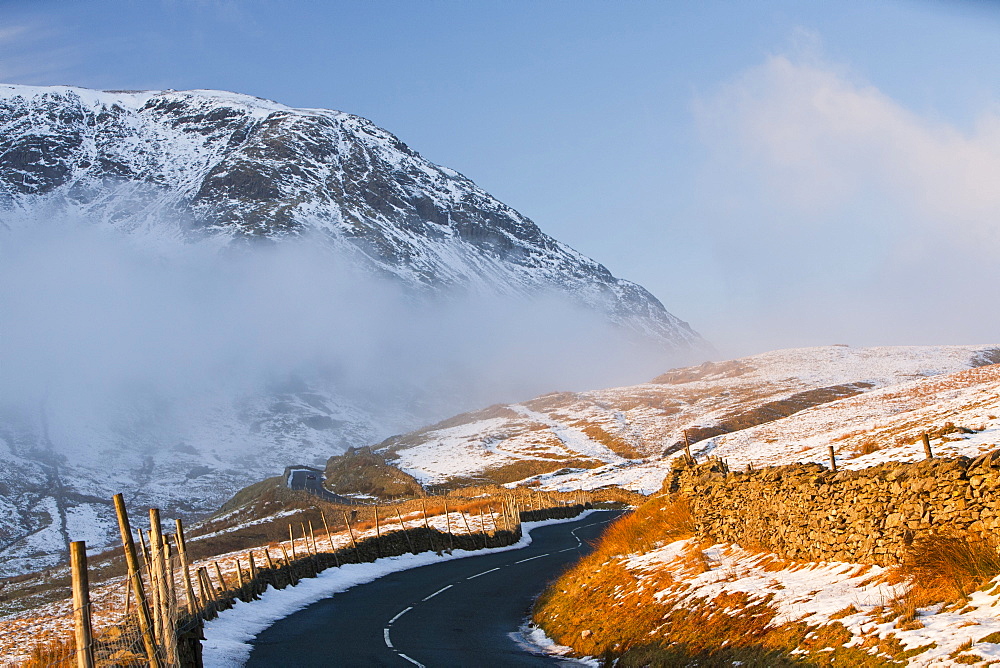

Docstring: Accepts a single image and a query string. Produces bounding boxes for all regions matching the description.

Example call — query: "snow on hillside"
[612,539,1000,666]
[704,362,1000,470]
[383,345,1000,493]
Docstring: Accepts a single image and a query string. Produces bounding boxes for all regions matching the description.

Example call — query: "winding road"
[286,469,359,505]
[247,509,621,667]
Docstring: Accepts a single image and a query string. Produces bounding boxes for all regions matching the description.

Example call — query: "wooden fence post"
[319,510,340,567]
[163,537,177,633]
[213,561,228,595]
[478,506,489,547]
[112,494,162,668]
[922,433,934,459]
[308,520,320,557]
[70,541,95,668]
[828,445,838,472]
[174,519,197,616]
[341,510,360,562]
[148,509,177,666]
[443,498,454,551]
[195,567,211,608]
[123,577,131,618]
[138,530,152,581]
[460,510,475,546]
[300,522,311,556]
[420,498,437,552]
[146,531,162,647]
[278,544,298,585]
[683,429,694,463]
[288,525,297,560]
[395,508,414,553]
[320,511,340,566]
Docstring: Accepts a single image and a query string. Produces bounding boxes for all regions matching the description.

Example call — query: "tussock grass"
[901,532,1000,606]
[21,633,74,667]
[595,494,695,558]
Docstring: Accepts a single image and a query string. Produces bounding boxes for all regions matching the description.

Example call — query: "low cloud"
[0,216,675,456]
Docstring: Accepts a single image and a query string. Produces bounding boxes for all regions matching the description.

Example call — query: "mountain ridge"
[0,83,704,347]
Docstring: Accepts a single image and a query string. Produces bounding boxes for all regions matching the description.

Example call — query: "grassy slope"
[533,490,1000,666]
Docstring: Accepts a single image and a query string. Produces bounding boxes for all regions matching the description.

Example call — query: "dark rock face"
[0,84,704,348]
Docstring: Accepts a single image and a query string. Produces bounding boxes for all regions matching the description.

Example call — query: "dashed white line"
[384,515,616,665]
[389,606,412,624]
[421,583,453,601]
[514,553,549,564]
[466,567,500,580]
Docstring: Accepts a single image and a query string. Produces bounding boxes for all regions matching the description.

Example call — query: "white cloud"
[692,52,1000,352]
[703,54,1000,240]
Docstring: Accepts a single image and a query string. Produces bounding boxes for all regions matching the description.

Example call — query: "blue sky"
[2,0,999,355]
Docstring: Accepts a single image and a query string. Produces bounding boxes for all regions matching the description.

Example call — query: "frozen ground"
[622,539,1000,666]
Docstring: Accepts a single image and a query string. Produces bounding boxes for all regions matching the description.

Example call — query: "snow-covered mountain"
[0,84,702,345]
[0,84,707,576]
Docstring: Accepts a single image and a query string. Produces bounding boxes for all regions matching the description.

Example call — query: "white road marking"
[389,606,412,624]
[514,553,549,564]
[385,515,616,664]
[466,567,500,580]
[421,584,453,601]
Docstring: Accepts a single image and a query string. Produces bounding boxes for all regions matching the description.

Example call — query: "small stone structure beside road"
[665,450,1000,565]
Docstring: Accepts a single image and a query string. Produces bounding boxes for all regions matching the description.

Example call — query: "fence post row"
[59,489,592,666]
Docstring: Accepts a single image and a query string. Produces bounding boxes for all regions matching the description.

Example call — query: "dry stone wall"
[663,450,1000,565]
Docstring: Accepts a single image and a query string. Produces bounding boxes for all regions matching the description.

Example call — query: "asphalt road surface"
[247,509,621,667]
[287,469,359,505]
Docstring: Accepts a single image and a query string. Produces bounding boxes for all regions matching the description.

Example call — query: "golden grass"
[20,633,75,667]
[575,423,644,459]
[596,495,695,557]
[533,492,941,665]
[901,533,1000,606]
[439,456,603,487]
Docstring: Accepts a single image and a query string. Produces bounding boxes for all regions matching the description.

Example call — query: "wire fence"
[9,488,600,667]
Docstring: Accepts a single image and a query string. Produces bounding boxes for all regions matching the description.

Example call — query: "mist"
[0,215,680,463]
